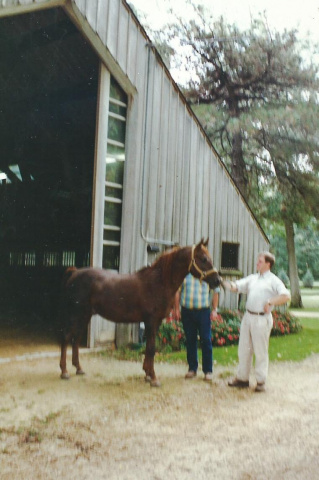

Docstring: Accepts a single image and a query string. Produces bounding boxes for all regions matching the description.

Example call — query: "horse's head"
[189,238,221,289]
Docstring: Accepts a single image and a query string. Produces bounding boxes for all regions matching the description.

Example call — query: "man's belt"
[247,309,265,316]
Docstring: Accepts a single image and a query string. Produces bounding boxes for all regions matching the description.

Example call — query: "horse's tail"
[62,267,77,288]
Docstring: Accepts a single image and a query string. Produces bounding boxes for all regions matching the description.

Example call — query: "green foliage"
[302,269,314,288]
[277,269,290,287]
[268,220,319,280]
[217,308,240,322]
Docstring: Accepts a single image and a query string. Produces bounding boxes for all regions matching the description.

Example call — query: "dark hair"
[259,251,275,268]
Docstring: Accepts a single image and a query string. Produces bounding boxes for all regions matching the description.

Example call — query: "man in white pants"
[222,252,290,392]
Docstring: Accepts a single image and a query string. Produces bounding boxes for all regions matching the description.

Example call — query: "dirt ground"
[1,348,319,480]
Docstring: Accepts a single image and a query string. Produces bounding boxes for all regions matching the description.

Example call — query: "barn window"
[221,242,239,270]
[102,77,127,271]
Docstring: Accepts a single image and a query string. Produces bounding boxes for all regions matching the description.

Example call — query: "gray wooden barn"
[0,0,269,348]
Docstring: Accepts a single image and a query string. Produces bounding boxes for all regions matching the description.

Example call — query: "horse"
[58,238,221,386]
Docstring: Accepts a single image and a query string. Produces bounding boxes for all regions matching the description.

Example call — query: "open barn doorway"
[0,7,99,351]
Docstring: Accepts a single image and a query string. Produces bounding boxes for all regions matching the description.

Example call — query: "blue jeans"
[181,306,213,374]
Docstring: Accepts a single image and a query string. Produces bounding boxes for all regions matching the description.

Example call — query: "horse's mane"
[151,247,181,280]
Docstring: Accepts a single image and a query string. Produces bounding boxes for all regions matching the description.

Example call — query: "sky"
[129,0,319,43]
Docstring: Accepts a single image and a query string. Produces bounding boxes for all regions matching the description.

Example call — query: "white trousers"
[237,312,273,384]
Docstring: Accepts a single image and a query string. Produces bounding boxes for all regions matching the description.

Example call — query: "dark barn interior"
[0,7,99,343]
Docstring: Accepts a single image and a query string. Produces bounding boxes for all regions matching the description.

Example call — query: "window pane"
[103,245,120,270]
[221,243,239,269]
[104,201,122,226]
[110,78,127,103]
[103,229,121,242]
[105,160,124,184]
[108,116,126,143]
[107,143,125,159]
[109,102,126,117]
[105,185,122,199]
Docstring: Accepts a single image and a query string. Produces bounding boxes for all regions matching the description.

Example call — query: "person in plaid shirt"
[174,273,219,382]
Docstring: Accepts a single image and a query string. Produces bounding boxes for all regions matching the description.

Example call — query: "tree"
[149,3,319,306]
[255,99,319,306]
[269,221,319,280]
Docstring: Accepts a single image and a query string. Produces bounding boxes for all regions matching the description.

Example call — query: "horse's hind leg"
[60,313,88,378]
[143,322,161,387]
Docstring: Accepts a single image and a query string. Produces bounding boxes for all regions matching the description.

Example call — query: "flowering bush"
[156,309,302,350]
[271,310,302,336]
[156,313,186,352]
[211,311,241,346]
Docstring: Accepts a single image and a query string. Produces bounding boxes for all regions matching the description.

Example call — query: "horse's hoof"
[145,375,152,383]
[76,369,85,375]
[60,373,70,380]
[150,379,161,387]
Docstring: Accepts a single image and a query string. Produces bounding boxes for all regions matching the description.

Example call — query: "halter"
[188,245,218,282]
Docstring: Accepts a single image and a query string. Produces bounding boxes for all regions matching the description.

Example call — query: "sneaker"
[228,377,249,388]
[185,370,197,379]
[255,382,266,392]
[204,373,213,382]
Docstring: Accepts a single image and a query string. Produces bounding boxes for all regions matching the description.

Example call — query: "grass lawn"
[214,316,319,365]
[209,316,319,366]
[269,318,319,362]
[108,316,319,368]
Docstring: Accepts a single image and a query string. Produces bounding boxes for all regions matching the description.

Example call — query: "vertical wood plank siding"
[1,0,269,320]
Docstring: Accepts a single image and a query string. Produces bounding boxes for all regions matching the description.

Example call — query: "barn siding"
[0,0,269,346]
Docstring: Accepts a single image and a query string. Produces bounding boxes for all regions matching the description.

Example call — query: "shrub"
[156,314,186,351]
[271,310,303,336]
[157,309,302,350]
[277,269,290,287]
[211,310,241,346]
[302,269,314,288]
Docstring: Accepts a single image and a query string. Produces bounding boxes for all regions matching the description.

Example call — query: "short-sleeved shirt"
[180,273,220,309]
[236,270,289,312]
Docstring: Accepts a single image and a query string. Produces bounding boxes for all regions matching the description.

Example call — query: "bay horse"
[59,239,221,386]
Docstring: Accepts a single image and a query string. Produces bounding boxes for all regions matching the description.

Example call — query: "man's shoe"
[228,377,249,388]
[185,370,197,379]
[204,373,213,382]
[255,382,266,392]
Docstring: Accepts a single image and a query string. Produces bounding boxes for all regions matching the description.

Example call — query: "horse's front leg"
[72,339,85,375]
[143,321,161,387]
[72,321,88,375]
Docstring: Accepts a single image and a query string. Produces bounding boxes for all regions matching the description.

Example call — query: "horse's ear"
[199,238,209,247]
[196,238,204,249]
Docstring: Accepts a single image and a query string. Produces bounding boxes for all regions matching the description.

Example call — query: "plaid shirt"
[180,273,220,309]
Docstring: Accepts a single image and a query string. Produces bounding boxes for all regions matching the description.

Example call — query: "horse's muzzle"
[204,271,222,290]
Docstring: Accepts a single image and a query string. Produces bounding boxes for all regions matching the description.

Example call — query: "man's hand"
[221,279,237,292]
[210,310,218,320]
[264,300,272,314]
[173,307,181,321]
